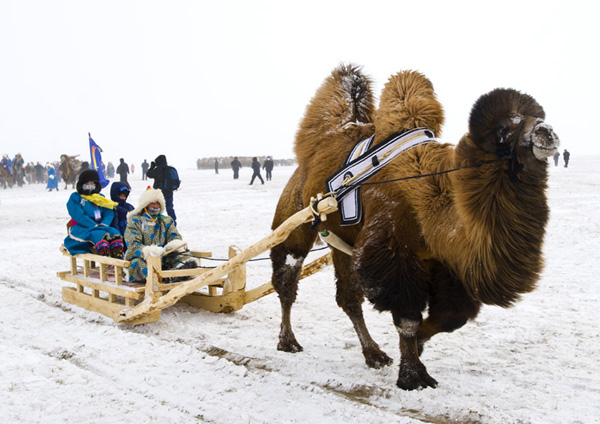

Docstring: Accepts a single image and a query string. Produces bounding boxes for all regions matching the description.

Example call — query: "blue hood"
[110,181,130,203]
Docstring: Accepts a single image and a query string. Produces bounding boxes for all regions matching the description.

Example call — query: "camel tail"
[294,63,375,165]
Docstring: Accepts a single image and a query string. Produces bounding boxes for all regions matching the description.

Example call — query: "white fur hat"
[128,188,166,219]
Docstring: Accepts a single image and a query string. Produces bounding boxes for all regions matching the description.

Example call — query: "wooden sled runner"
[58,195,338,325]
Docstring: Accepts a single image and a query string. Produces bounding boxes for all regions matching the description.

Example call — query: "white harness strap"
[326,128,437,225]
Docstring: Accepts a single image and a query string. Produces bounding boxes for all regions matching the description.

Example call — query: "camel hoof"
[364,347,393,369]
[277,336,303,353]
[396,361,438,390]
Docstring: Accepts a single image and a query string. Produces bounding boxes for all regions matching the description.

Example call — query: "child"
[64,169,124,257]
[124,188,198,284]
[46,164,59,191]
[110,181,134,236]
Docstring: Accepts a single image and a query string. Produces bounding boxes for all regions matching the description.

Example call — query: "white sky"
[1,0,598,169]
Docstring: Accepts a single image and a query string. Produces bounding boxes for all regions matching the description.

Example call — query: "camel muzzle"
[531,121,560,160]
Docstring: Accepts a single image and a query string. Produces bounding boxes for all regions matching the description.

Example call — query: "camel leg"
[270,228,315,353]
[417,265,481,355]
[333,250,392,368]
[393,312,438,390]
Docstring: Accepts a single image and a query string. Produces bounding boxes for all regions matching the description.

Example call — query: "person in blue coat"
[46,164,59,191]
[110,181,134,236]
[64,169,124,257]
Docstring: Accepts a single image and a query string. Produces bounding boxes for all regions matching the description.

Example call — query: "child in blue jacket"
[64,170,123,257]
[110,181,134,236]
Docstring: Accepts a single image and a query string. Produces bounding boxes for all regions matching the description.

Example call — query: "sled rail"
[117,195,338,323]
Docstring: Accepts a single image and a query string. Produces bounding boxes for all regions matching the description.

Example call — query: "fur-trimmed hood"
[128,188,166,219]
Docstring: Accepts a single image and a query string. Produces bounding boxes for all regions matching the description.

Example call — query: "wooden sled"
[58,195,338,325]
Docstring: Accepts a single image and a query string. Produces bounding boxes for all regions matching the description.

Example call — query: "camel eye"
[496,125,511,144]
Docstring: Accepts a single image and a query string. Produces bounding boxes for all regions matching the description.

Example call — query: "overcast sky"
[1,0,598,169]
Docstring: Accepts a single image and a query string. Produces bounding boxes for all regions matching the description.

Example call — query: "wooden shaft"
[117,195,338,323]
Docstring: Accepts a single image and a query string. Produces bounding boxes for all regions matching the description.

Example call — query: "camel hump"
[374,70,445,142]
[294,63,375,165]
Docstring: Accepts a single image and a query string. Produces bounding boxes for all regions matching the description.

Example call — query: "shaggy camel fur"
[270,64,559,390]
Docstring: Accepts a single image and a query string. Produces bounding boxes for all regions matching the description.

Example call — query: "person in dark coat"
[146,154,178,226]
[263,156,274,181]
[34,162,45,183]
[110,181,134,237]
[249,157,264,185]
[116,158,130,188]
[141,160,149,180]
[214,158,219,174]
[231,157,242,179]
[563,149,570,168]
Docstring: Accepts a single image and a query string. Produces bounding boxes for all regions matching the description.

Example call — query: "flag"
[89,133,110,188]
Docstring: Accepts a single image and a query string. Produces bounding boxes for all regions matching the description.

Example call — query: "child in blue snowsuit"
[64,169,124,257]
[110,181,134,236]
[46,165,59,191]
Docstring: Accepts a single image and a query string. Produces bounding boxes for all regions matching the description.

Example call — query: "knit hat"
[76,169,101,194]
[128,188,166,219]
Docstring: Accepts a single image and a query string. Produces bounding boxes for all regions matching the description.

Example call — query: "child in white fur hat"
[124,188,198,284]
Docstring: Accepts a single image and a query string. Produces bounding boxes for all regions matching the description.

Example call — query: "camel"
[269,64,559,390]
[59,154,82,189]
[0,165,13,189]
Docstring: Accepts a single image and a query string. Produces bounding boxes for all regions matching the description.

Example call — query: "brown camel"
[269,64,559,390]
[59,154,82,190]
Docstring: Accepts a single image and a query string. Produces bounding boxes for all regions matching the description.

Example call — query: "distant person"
[147,154,179,226]
[110,181,134,237]
[131,164,135,174]
[63,169,123,258]
[141,159,149,180]
[12,153,25,187]
[106,162,115,178]
[231,157,242,179]
[563,149,570,168]
[124,188,198,284]
[214,158,219,174]
[197,159,201,170]
[249,157,264,185]
[34,162,45,183]
[46,164,59,191]
[553,151,560,166]
[263,156,274,181]
[116,158,130,188]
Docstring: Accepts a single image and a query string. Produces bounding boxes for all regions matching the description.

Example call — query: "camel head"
[468,88,560,167]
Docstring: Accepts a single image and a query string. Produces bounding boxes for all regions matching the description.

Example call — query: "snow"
[1,158,599,424]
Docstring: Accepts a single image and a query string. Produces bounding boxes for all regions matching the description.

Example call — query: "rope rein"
[195,245,331,267]
[354,158,501,187]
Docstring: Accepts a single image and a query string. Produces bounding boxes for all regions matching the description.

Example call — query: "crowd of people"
[198,155,278,183]
[1,153,62,189]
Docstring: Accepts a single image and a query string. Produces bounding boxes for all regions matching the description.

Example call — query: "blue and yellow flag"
[89,133,109,188]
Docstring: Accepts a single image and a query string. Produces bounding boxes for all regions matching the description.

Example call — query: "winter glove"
[142,245,166,259]
[164,239,186,253]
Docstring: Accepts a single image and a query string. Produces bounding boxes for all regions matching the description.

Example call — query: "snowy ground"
[1,158,599,424]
